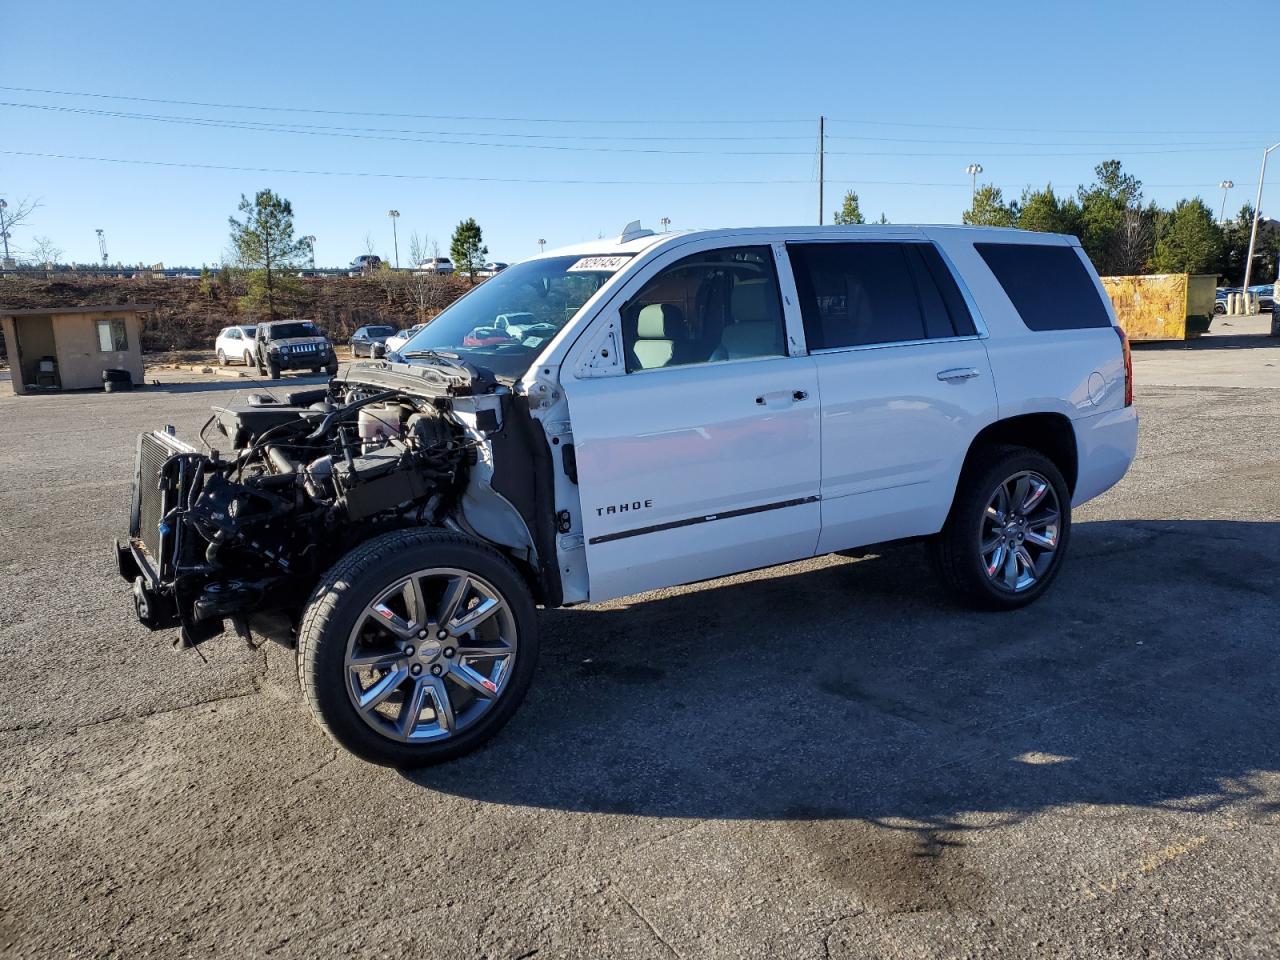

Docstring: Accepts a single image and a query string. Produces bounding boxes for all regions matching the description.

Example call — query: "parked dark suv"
[254,320,339,379]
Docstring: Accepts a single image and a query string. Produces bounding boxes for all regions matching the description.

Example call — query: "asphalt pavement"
[1,333,1277,959]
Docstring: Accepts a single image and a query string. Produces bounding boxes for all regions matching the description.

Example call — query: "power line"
[3,84,1273,140]
[0,102,815,156]
[0,150,1239,193]
[0,148,1025,187]
[826,116,1280,137]
[1,101,1264,159]
[0,84,810,125]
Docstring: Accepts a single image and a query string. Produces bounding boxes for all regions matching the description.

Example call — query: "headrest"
[731,280,773,325]
[637,302,685,339]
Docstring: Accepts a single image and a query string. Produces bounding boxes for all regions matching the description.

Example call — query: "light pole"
[537,238,546,253]
[387,210,400,269]
[0,199,9,265]
[659,217,671,232]
[1242,142,1280,303]
[303,235,316,271]
[1218,180,1234,224]
[965,164,983,206]
[95,228,108,267]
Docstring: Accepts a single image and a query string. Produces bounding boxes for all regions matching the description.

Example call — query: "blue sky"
[2,0,1275,267]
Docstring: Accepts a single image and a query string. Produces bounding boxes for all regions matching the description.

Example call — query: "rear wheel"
[932,446,1071,610]
[297,529,538,767]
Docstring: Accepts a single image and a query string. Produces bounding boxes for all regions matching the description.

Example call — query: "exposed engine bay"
[117,359,559,647]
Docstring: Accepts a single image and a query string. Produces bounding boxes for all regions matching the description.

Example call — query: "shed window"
[96,319,129,352]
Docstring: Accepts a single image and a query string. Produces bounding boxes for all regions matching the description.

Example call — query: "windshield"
[399,254,630,377]
[267,321,320,340]
[242,326,257,338]
[368,326,394,336]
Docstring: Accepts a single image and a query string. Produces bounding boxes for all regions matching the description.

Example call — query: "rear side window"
[975,243,1111,331]
[787,242,977,349]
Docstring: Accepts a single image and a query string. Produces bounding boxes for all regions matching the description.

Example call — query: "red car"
[462,327,517,348]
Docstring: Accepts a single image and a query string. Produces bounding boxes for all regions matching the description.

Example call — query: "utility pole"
[1242,142,1280,303]
[1218,180,1234,224]
[0,200,10,265]
[95,228,108,267]
[387,210,400,268]
[817,116,825,226]
[537,238,546,253]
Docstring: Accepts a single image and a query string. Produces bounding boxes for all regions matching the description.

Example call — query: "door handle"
[756,389,809,406]
[937,367,981,382]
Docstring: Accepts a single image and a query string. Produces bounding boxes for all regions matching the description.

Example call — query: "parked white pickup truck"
[117,223,1137,767]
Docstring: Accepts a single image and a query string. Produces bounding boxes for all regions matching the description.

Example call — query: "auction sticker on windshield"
[567,256,632,272]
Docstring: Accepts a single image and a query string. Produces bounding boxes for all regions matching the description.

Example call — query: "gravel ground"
[1,337,1277,959]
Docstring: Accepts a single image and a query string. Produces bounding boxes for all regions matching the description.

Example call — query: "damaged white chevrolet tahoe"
[116,223,1138,766]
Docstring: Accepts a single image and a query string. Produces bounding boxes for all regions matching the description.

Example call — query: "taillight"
[1115,325,1133,407]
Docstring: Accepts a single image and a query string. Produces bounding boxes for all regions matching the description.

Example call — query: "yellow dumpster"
[1100,273,1217,342]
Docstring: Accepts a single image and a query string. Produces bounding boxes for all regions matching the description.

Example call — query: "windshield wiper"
[401,349,466,368]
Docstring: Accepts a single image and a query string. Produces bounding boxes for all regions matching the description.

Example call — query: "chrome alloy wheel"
[980,470,1061,593]
[344,567,518,743]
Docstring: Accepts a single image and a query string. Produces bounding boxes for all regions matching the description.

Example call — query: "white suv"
[214,325,257,365]
[118,223,1137,767]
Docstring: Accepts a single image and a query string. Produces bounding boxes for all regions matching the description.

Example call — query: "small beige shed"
[0,304,151,395]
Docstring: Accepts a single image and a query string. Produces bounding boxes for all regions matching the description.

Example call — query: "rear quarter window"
[975,242,1112,331]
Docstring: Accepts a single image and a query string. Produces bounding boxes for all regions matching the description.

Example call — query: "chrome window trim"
[809,333,987,356]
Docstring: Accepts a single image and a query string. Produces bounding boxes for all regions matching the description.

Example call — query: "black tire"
[268,359,281,380]
[325,360,339,375]
[243,351,254,366]
[217,349,228,366]
[296,528,539,767]
[931,445,1071,610]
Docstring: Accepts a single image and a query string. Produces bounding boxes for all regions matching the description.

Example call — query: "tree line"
[961,160,1275,282]
[833,161,1276,283]
[227,189,491,318]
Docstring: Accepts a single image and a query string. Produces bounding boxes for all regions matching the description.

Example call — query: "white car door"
[784,239,999,552]
[561,242,822,602]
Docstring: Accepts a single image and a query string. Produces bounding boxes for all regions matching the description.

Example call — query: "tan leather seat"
[717,280,784,360]
[630,303,690,369]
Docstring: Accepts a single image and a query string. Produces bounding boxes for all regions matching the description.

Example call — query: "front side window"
[787,241,976,350]
[621,246,786,372]
[96,318,128,352]
[400,254,629,378]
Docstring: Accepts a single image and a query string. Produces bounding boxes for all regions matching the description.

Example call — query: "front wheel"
[216,349,228,366]
[268,359,281,380]
[243,351,254,366]
[296,529,539,767]
[931,446,1071,610]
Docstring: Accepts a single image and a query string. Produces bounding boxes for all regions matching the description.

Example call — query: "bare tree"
[408,231,431,267]
[408,270,450,318]
[28,235,63,266]
[1111,207,1155,276]
[363,232,378,257]
[0,195,41,263]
